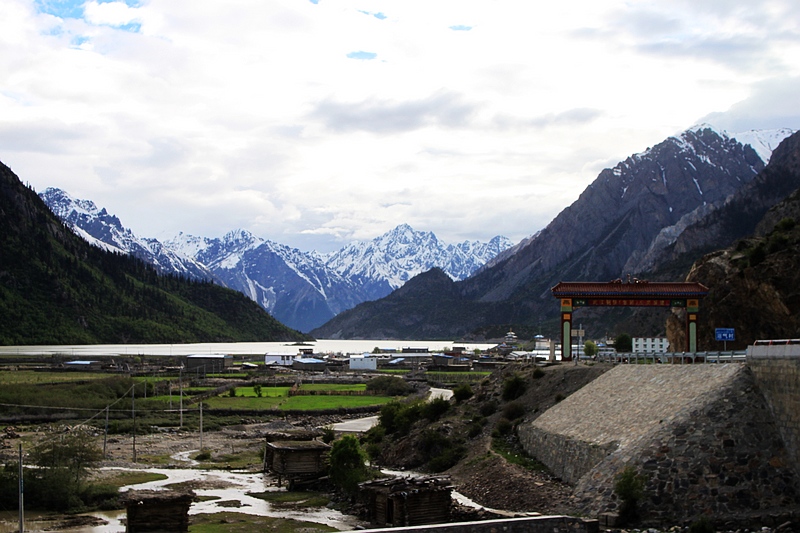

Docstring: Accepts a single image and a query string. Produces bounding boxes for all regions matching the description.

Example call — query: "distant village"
[40,331,694,377]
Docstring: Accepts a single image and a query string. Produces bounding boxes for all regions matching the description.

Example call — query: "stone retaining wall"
[355,515,598,533]
[518,363,800,528]
[748,356,800,477]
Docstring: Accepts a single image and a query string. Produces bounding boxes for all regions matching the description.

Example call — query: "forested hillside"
[0,161,308,345]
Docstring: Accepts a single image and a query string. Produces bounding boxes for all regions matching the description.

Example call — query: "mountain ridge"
[41,190,512,332]
[311,125,795,341]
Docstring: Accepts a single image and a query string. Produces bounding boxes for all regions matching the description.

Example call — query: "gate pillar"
[560,298,573,361]
[686,299,699,352]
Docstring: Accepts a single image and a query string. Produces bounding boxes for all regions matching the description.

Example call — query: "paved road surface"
[330,387,452,434]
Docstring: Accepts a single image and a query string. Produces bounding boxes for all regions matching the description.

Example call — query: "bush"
[328,435,370,496]
[422,397,450,421]
[532,367,545,379]
[366,375,412,396]
[479,399,498,417]
[378,400,423,435]
[320,426,335,444]
[614,466,646,525]
[452,383,474,403]
[493,418,513,437]
[419,431,466,473]
[689,516,715,533]
[502,401,526,421]
[502,374,527,401]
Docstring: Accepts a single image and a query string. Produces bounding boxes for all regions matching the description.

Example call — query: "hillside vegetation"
[0,161,308,345]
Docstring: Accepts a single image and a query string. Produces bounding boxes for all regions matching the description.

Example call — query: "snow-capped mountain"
[323,224,513,290]
[40,187,511,332]
[40,187,216,281]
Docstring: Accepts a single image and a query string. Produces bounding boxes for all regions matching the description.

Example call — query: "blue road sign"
[715,328,735,342]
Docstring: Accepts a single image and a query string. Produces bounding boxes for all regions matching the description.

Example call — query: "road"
[330,387,453,434]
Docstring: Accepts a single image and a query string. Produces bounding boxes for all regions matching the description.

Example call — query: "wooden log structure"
[264,439,331,489]
[359,476,453,527]
[120,489,195,533]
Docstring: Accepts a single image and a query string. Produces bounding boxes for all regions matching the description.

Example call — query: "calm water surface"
[0,339,495,358]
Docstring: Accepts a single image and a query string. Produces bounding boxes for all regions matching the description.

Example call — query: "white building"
[632,337,670,353]
[349,353,378,371]
[265,352,298,366]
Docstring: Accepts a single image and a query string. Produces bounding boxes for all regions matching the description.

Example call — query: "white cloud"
[1,0,798,252]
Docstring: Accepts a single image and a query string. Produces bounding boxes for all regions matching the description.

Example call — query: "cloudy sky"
[2,0,799,252]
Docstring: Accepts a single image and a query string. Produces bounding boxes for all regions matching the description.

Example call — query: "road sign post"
[715,328,735,351]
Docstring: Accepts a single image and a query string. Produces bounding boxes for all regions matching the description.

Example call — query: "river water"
[0,339,496,358]
[0,461,366,533]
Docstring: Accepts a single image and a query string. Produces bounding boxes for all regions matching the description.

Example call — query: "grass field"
[0,370,112,384]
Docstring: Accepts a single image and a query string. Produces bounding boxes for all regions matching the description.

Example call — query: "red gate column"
[560,298,573,361]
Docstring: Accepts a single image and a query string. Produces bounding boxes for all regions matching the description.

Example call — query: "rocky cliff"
[667,131,800,350]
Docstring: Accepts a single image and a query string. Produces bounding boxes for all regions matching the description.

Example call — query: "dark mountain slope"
[0,161,307,345]
[311,268,508,340]
[313,127,767,340]
[666,131,800,350]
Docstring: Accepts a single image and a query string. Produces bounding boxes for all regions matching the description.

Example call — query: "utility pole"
[18,443,24,533]
[199,402,203,451]
[132,385,137,463]
[103,406,109,458]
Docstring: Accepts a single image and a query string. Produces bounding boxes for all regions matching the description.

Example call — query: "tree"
[328,435,370,496]
[614,333,632,353]
[584,340,599,357]
[28,428,104,511]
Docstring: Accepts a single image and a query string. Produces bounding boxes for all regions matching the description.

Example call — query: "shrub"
[194,449,212,461]
[479,399,498,417]
[502,373,527,401]
[688,516,715,533]
[614,466,646,525]
[420,430,466,473]
[328,435,370,496]
[321,426,335,444]
[378,400,423,435]
[366,375,412,396]
[422,397,450,421]
[493,418,513,437]
[452,383,474,403]
[532,367,545,379]
[502,401,526,421]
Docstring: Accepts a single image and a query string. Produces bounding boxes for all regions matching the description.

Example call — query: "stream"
[0,452,365,533]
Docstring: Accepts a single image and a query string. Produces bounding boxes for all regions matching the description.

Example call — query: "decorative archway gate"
[551,279,709,361]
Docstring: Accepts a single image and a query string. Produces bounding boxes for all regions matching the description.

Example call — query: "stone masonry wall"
[748,356,800,477]
[518,363,800,528]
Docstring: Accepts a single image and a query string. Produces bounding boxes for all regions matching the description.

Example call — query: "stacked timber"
[121,489,195,532]
[359,475,453,527]
[264,439,331,488]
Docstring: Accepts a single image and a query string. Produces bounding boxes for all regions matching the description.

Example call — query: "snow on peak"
[731,128,795,164]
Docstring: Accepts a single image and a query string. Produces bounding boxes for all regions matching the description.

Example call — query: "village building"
[359,476,453,527]
[185,354,232,374]
[632,336,670,353]
[292,357,327,372]
[263,440,330,489]
[349,353,378,371]
[264,351,298,366]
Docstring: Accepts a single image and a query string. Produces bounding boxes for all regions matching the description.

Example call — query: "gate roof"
[552,279,708,299]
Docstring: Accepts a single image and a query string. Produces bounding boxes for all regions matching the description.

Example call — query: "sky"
[1,1,799,253]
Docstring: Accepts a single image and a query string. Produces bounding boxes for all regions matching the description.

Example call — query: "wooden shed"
[264,440,330,489]
[120,489,194,532]
[359,476,453,527]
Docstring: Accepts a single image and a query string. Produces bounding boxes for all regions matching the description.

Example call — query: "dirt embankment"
[377,363,612,515]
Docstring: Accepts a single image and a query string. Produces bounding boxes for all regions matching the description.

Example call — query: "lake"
[0,339,497,358]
